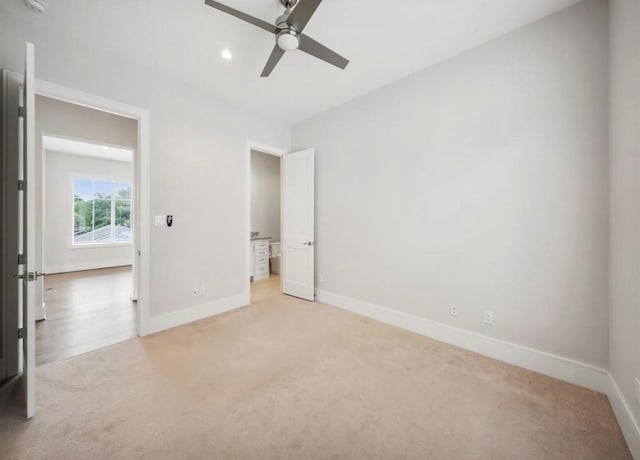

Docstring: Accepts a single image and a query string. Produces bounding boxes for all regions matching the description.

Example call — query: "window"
[73,178,132,245]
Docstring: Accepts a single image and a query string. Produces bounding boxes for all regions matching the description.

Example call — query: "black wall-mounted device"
[166,215,173,227]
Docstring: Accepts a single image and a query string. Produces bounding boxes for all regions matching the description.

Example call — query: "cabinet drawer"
[254,240,269,250]
[255,263,269,276]
[255,248,269,257]
[255,256,268,265]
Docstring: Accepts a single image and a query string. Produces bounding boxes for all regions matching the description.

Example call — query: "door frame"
[26,76,151,336]
[245,140,287,303]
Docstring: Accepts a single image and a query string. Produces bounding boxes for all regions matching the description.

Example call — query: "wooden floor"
[36,266,136,366]
[251,274,281,303]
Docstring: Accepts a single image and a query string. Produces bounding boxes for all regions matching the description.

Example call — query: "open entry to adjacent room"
[248,146,316,304]
[35,97,138,366]
[249,149,282,302]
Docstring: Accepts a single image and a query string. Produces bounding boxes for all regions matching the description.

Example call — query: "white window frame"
[70,174,133,249]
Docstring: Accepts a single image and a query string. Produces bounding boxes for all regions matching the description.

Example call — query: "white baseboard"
[316,289,640,456]
[315,289,609,393]
[45,260,132,274]
[607,375,640,459]
[147,293,248,335]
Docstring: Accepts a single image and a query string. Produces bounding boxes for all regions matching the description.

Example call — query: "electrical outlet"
[449,304,458,318]
[199,285,206,295]
[483,310,494,325]
[319,274,325,283]
[635,377,640,404]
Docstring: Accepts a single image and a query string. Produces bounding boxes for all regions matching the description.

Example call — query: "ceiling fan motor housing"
[276,12,300,51]
[276,12,292,29]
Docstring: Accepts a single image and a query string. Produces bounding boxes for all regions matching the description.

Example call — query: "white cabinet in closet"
[252,240,270,281]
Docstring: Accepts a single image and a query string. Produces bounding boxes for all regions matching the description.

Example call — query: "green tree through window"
[73,178,132,244]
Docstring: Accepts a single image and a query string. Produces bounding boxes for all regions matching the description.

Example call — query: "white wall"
[251,150,280,242]
[0,12,289,321]
[36,95,137,148]
[609,0,640,448]
[293,0,609,367]
[44,151,133,273]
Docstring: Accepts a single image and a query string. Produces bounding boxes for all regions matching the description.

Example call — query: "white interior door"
[282,148,315,301]
[17,42,38,418]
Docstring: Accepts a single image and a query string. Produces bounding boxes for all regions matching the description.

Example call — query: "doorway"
[1,68,151,395]
[245,142,316,304]
[249,147,283,303]
[35,95,138,365]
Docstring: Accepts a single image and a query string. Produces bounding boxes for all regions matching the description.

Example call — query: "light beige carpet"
[0,285,631,459]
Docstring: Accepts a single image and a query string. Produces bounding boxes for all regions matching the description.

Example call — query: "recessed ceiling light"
[221,49,233,61]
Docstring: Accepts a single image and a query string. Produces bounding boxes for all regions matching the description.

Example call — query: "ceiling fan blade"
[299,35,349,69]
[287,0,322,33]
[261,45,286,77]
[204,0,278,34]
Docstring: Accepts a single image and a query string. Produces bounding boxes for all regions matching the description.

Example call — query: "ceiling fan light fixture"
[277,31,300,51]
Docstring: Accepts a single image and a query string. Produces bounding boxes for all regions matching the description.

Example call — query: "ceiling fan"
[204,0,349,77]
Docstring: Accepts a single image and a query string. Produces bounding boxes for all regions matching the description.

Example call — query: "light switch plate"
[483,310,494,325]
[154,215,166,227]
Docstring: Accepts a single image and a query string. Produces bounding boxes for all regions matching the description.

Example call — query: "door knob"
[303,241,314,246]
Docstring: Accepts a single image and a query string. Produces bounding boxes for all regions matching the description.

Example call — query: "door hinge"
[18,105,25,118]
[18,328,24,339]
[18,179,25,191]
[17,253,25,265]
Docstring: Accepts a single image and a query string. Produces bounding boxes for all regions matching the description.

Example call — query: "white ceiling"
[43,136,133,162]
[2,0,583,124]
